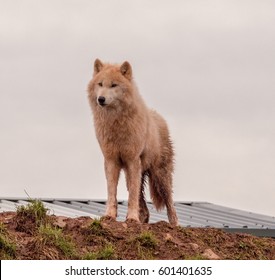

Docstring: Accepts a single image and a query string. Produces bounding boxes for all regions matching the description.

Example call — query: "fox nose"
[98,96,106,105]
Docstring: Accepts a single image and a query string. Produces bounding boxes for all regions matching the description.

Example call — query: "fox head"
[88,59,134,108]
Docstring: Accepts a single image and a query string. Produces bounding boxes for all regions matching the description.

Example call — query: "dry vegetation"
[1,200,275,260]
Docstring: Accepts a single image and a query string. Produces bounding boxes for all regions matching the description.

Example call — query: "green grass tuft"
[83,243,116,260]
[184,254,207,260]
[0,222,16,259]
[38,224,76,258]
[126,231,158,260]
[89,218,105,236]
[136,231,158,248]
[16,199,49,225]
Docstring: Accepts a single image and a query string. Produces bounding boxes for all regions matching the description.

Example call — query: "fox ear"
[120,61,132,80]
[94,59,104,75]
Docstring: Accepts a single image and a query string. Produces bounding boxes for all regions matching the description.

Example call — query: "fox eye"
[98,82,103,87]
[111,83,117,88]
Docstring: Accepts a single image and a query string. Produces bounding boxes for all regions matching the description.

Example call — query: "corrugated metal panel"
[0,198,275,236]
[174,202,275,228]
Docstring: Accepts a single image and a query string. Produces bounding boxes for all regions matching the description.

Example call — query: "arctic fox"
[87,59,178,225]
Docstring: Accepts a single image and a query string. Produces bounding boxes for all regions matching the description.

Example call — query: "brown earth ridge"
[1,201,275,260]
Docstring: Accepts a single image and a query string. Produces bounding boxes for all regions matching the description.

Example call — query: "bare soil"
[1,211,275,260]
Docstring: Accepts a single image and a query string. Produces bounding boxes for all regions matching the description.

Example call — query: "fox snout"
[97,96,106,106]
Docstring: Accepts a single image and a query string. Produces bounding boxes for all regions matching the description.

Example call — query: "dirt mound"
[1,210,275,260]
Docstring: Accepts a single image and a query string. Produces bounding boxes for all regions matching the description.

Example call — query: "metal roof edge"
[223,228,275,238]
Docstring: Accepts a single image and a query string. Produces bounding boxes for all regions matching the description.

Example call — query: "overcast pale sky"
[1,0,274,216]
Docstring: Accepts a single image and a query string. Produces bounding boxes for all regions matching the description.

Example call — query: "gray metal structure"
[0,198,275,237]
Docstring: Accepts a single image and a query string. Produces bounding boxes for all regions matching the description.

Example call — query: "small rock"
[202,249,220,260]
[122,222,128,229]
[53,216,67,228]
[189,243,199,250]
[165,233,173,241]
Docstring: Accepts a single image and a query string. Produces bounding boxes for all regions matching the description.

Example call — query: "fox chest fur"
[94,106,148,162]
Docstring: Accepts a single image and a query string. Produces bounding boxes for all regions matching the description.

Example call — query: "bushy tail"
[149,133,174,211]
[139,171,150,223]
[145,111,178,225]
[148,164,178,225]
[148,166,172,211]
